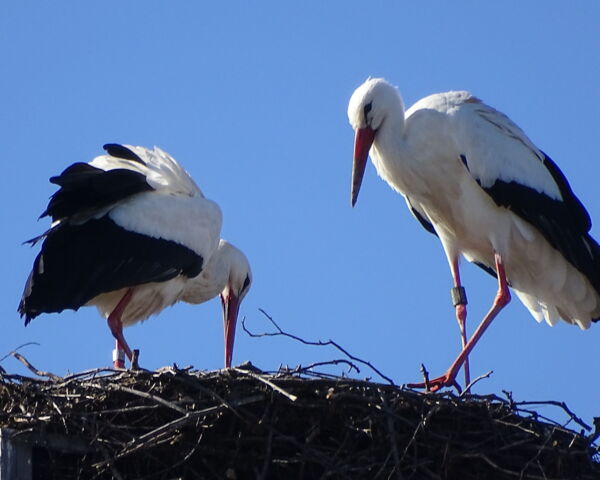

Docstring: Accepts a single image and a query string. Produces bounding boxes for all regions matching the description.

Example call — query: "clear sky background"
[2,3,599,428]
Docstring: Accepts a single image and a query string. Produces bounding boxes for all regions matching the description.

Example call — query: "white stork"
[348,78,600,391]
[19,144,252,369]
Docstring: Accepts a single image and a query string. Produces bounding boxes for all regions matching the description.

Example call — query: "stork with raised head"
[347,78,600,391]
[19,144,252,369]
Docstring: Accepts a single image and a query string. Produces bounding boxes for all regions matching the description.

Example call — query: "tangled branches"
[1,363,598,479]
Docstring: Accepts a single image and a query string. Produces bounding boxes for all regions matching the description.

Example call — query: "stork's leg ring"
[451,286,468,307]
[112,345,126,369]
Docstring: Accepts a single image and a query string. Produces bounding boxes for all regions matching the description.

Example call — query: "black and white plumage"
[19,144,252,368]
[348,78,600,391]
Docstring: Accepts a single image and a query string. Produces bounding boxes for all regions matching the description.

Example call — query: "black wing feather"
[476,151,600,296]
[410,208,438,236]
[19,216,203,324]
[42,163,153,221]
[406,197,437,236]
[103,143,146,164]
[541,151,591,232]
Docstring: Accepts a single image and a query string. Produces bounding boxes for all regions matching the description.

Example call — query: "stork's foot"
[407,373,462,393]
[112,347,140,370]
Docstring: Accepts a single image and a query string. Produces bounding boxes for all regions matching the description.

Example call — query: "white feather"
[109,192,222,259]
[90,145,202,197]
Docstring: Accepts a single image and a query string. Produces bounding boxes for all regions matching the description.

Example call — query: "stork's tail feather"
[580,233,600,296]
[554,232,600,328]
[18,270,39,326]
[508,224,600,329]
[583,233,600,323]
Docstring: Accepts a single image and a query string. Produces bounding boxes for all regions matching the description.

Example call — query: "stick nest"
[1,364,599,479]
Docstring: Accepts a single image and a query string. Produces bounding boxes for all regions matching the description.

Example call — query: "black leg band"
[451,286,468,306]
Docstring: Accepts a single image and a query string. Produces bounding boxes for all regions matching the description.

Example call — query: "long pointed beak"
[221,291,240,368]
[351,126,376,207]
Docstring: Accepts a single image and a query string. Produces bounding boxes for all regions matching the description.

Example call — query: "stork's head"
[347,78,404,206]
[219,241,252,368]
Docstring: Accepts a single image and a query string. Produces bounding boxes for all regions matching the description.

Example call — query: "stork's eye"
[241,275,250,293]
[363,103,372,121]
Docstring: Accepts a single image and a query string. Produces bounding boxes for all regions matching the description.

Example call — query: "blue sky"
[2,3,600,427]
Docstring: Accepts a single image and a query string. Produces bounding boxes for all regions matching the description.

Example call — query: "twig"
[61,368,121,383]
[98,443,125,480]
[0,342,40,364]
[169,373,247,421]
[232,367,298,402]
[380,391,405,480]
[514,400,591,431]
[589,417,600,444]
[243,309,395,385]
[459,370,493,398]
[167,431,205,472]
[399,404,441,464]
[519,425,558,479]
[419,363,430,391]
[458,452,553,480]
[10,352,61,381]
[295,359,360,375]
[114,395,265,461]
[258,426,274,480]
[103,384,187,414]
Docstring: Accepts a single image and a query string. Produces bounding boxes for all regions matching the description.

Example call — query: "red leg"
[409,253,511,392]
[107,289,134,367]
[450,257,470,387]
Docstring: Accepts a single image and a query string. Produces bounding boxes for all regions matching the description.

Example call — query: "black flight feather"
[103,143,146,164]
[41,163,153,221]
[19,216,203,324]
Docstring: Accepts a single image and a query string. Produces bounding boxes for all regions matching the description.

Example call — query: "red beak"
[221,291,240,368]
[351,126,376,207]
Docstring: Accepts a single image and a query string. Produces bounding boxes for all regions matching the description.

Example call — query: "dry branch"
[243,309,395,385]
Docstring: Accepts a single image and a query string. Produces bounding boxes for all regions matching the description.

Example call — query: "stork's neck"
[377,106,406,151]
[181,246,229,304]
[371,108,414,195]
